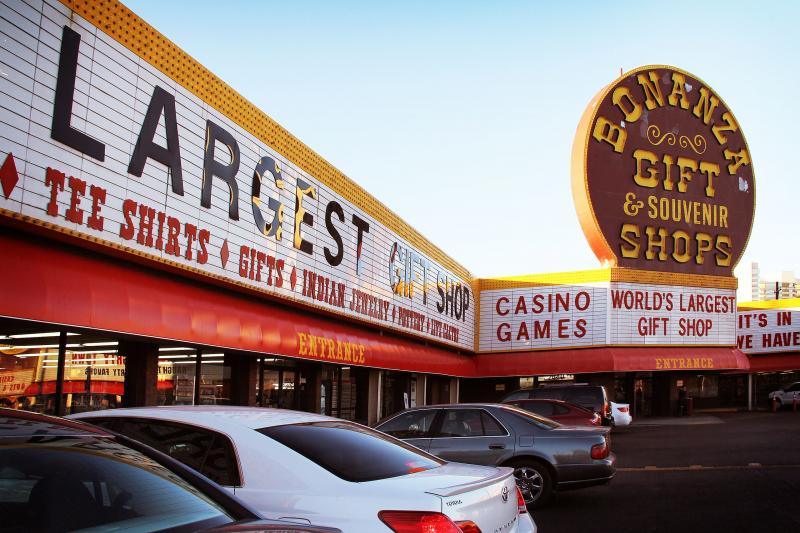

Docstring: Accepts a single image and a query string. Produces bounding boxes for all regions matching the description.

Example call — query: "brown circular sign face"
[571,65,755,277]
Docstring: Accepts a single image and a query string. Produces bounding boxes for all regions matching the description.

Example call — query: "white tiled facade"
[0,0,474,350]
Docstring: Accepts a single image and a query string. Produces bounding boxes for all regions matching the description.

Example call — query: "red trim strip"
[748,353,800,372]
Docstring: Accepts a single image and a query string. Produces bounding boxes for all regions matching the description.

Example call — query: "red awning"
[474,347,750,377]
[0,229,472,376]
[748,352,800,372]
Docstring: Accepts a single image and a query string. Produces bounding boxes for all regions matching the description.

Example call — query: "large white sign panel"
[480,282,736,352]
[737,308,800,354]
[0,0,473,349]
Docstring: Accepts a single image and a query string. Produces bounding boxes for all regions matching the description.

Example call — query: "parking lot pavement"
[532,411,800,533]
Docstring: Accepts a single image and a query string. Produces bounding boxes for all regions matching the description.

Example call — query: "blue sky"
[124,0,800,296]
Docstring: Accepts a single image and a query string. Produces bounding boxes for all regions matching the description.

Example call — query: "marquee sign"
[0,0,473,350]
[572,66,755,276]
[479,281,736,352]
[737,308,800,354]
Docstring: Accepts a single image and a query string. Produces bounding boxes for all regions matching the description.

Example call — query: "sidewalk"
[629,415,724,426]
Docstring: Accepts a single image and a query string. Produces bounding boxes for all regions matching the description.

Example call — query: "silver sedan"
[375,403,616,508]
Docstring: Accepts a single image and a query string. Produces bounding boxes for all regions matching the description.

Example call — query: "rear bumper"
[553,453,616,490]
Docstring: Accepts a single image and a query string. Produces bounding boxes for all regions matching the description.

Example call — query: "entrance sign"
[572,66,755,276]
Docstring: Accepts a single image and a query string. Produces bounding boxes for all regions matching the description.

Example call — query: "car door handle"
[489,444,506,450]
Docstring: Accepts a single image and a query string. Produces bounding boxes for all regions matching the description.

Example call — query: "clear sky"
[124,0,799,298]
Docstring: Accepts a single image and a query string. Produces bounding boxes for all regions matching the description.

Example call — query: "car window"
[259,421,444,482]
[552,404,571,416]
[435,409,505,437]
[532,388,565,401]
[564,390,602,410]
[481,411,506,436]
[0,437,232,533]
[87,417,240,487]
[521,401,552,417]
[504,390,530,401]
[789,384,800,392]
[500,404,561,429]
[378,409,439,438]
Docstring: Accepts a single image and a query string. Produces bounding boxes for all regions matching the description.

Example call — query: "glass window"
[437,409,487,437]
[378,409,439,438]
[521,401,552,417]
[90,418,240,487]
[0,326,122,415]
[504,390,530,401]
[0,437,232,532]
[259,421,443,482]
[500,404,561,429]
[481,411,506,436]
[533,388,565,401]
[552,404,571,416]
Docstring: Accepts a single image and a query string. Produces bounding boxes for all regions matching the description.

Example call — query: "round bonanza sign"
[571,65,755,277]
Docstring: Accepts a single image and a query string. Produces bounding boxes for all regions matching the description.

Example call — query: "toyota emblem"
[501,485,509,503]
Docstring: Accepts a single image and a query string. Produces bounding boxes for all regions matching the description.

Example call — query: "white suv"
[768,382,800,408]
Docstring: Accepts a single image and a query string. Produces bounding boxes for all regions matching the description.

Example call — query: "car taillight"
[591,438,609,459]
[454,521,482,533]
[378,511,463,533]
[618,406,629,413]
[516,485,528,514]
[591,413,601,425]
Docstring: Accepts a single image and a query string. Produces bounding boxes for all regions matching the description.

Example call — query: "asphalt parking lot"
[532,411,800,533]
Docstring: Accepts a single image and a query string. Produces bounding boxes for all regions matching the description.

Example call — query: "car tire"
[509,459,552,509]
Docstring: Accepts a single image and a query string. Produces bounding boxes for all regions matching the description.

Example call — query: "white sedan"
[768,382,800,408]
[71,407,536,533]
[610,402,632,427]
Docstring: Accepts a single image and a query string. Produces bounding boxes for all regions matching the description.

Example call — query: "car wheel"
[510,460,552,509]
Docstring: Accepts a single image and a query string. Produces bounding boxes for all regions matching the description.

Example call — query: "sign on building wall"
[737,308,800,354]
[0,0,473,350]
[480,281,736,352]
[571,66,755,277]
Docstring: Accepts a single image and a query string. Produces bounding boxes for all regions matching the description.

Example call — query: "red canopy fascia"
[748,353,800,372]
[474,346,750,377]
[0,229,473,376]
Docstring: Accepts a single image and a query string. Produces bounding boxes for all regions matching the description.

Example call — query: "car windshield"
[0,436,233,532]
[259,421,444,482]
[500,404,561,429]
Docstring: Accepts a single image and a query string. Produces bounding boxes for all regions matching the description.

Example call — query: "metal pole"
[257,356,264,407]
[193,350,202,405]
[53,331,67,416]
[748,373,753,412]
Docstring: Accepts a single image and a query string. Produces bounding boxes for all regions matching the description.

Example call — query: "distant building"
[750,262,800,300]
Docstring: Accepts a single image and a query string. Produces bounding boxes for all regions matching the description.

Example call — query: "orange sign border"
[570,65,756,274]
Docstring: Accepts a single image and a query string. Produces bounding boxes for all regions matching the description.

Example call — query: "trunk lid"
[419,463,522,533]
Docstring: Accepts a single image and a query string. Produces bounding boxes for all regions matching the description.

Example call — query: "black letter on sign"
[51,26,105,162]
[324,201,344,266]
[202,120,240,220]
[128,86,183,195]
[351,214,370,276]
[251,156,284,239]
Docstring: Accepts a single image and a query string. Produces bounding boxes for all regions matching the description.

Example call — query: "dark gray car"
[375,403,615,508]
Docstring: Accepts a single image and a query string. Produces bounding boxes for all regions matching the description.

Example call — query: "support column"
[368,370,381,425]
[748,373,753,412]
[121,340,159,407]
[450,377,460,403]
[224,353,258,406]
[53,331,67,416]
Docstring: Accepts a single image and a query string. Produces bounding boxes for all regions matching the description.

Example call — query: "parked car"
[375,403,615,508]
[503,398,601,427]
[768,382,800,408]
[610,402,632,426]
[71,406,536,532]
[0,408,339,533]
[502,384,613,426]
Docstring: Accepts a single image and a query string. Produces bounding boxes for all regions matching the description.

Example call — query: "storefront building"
[1,1,763,421]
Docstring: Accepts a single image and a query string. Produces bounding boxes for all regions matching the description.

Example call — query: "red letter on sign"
[87,185,106,230]
[45,167,65,217]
